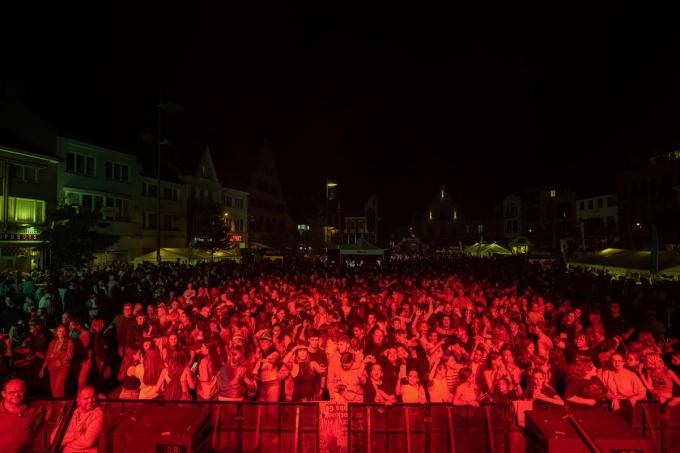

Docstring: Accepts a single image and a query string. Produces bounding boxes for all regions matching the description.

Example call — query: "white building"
[56,137,140,263]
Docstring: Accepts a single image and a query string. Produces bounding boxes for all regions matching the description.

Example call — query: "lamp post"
[325,179,337,246]
[156,95,182,265]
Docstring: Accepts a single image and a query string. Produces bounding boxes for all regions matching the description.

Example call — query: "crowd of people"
[2,256,680,416]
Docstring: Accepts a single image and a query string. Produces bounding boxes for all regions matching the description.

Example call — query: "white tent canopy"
[463,242,512,257]
[132,248,240,265]
[339,237,384,256]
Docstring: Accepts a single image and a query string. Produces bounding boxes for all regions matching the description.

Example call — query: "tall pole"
[156,91,162,265]
[325,178,329,248]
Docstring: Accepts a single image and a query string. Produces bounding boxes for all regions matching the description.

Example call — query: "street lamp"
[156,95,182,265]
[325,180,338,246]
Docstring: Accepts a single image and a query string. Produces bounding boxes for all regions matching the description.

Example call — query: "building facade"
[244,141,293,248]
[419,185,484,246]
[222,186,249,249]
[56,137,140,263]
[180,148,225,246]
[576,193,618,249]
[501,194,525,240]
[523,186,577,249]
[0,144,59,271]
[135,175,188,256]
[617,153,680,249]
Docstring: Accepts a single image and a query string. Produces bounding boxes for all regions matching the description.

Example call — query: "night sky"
[3,5,680,233]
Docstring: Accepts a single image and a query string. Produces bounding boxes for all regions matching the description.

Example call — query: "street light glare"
[327,182,338,187]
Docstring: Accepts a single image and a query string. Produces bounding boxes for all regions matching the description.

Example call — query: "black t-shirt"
[380,360,401,395]
[565,345,600,367]
[364,343,388,359]
[564,377,608,402]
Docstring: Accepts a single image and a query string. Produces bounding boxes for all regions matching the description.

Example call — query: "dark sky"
[3,5,680,231]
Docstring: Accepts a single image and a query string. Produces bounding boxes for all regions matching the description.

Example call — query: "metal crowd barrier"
[347,403,519,453]
[26,399,680,453]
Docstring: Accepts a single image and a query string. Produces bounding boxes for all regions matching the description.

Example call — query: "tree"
[191,205,232,260]
[40,204,119,269]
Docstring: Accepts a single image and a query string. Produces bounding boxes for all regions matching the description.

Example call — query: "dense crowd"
[2,256,680,414]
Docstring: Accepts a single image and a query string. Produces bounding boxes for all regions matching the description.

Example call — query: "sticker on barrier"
[319,401,348,453]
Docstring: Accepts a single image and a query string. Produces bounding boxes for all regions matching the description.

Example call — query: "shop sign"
[0,233,41,241]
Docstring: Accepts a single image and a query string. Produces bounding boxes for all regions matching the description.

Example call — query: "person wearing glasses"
[0,378,50,453]
[601,353,647,411]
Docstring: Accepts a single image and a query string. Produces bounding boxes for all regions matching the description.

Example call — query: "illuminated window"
[477,224,484,233]
[441,189,445,200]
[549,189,556,198]
[0,196,46,223]
[453,209,457,221]
[429,210,433,221]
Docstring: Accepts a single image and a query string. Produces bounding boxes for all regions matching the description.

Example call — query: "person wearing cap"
[252,330,281,401]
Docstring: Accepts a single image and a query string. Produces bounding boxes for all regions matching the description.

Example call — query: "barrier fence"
[25,399,680,453]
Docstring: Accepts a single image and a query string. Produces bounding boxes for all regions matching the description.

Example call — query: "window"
[429,210,433,221]
[160,187,181,201]
[143,212,158,229]
[579,201,585,210]
[66,152,95,176]
[105,161,129,182]
[235,219,244,232]
[549,189,556,198]
[235,198,244,209]
[588,200,593,209]
[10,164,39,183]
[82,194,93,211]
[143,183,158,198]
[224,195,232,207]
[163,214,173,230]
[453,209,457,221]
[608,196,616,207]
[597,198,603,209]
[104,197,129,221]
[0,196,45,223]
[513,220,518,233]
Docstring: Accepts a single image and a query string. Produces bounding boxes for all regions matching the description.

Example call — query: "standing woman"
[118,347,141,399]
[284,345,325,402]
[39,324,74,397]
[135,339,165,400]
[160,349,196,400]
[197,341,220,401]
